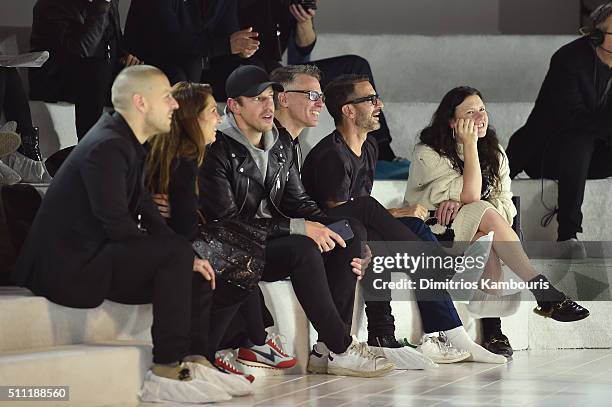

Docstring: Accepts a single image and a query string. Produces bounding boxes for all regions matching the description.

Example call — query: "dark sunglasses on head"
[285,90,326,103]
[344,94,380,106]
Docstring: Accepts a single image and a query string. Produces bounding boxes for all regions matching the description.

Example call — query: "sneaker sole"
[428,353,471,364]
[237,358,291,370]
[306,363,328,374]
[328,363,395,378]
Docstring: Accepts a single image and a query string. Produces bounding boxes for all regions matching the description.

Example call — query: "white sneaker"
[417,332,470,364]
[328,336,395,378]
[369,345,438,370]
[139,365,231,404]
[307,342,330,374]
[186,358,253,397]
[2,152,52,184]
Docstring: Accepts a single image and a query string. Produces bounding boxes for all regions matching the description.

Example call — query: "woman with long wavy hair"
[147,82,269,393]
[405,86,590,358]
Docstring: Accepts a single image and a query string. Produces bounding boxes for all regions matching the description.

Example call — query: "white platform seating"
[2,33,612,406]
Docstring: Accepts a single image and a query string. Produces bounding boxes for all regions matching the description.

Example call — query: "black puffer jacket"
[199,130,326,237]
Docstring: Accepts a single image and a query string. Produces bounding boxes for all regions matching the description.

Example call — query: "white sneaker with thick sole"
[139,367,231,404]
[328,336,395,378]
[417,332,470,364]
[186,359,253,397]
[307,342,330,374]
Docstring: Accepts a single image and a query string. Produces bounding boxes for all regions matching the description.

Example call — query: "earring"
[452,128,456,139]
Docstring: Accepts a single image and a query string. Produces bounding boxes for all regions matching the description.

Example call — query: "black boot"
[17,126,42,161]
[481,317,513,357]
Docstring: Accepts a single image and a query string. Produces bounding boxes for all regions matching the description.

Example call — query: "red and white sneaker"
[238,333,297,369]
[214,349,255,383]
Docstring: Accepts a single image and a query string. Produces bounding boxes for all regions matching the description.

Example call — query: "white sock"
[444,326,507,364]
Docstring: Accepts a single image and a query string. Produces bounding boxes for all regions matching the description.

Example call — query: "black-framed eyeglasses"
[344,94,380,106]
[285,90,326,103]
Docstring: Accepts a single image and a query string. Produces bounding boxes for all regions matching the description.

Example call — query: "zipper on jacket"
[239,178,250,213]
[269,170,290,219]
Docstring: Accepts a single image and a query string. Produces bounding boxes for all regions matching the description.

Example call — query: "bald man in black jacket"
[12,68,228,400]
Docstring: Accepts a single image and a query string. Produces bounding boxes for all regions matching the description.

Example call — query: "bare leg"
[476,208,538,281]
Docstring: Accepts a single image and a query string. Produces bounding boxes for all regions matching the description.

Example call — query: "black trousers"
[525,136,612,240]
[326,196,461,337]
[93,234,202,364]
[202,54,396,160]
[66,58,114,140]
[0,68,37,142]
[215,284,268,351]
[259,234,359,354]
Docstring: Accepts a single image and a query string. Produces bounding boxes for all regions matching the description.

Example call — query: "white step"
[371,177,612,243]
[29,101,78,160]
[312,34,576,103]
[0,287,152,353]
[0,342,150,407]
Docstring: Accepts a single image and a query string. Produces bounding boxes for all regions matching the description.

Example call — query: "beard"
[355,111,381,132]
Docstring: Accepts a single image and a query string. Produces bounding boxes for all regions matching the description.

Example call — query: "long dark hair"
[147,82,213,195]
[419,86,502,191]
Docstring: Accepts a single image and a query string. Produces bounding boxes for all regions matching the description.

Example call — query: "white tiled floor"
[139,349,612,407]
[137,349,612,407]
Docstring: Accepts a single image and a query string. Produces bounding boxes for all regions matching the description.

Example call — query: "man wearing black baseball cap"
[199,65,395,378]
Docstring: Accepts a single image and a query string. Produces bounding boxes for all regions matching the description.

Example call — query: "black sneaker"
[483,332,513,357]
[534,298,590,322]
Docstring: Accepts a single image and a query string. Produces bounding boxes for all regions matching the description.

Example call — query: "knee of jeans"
[288,235,324,268]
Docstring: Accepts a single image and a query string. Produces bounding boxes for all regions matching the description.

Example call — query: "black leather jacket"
[199,130,326,237]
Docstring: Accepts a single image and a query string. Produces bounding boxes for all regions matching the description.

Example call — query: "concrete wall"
[0,0,581,34]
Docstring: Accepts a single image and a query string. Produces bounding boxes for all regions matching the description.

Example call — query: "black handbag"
[192,217,267,291]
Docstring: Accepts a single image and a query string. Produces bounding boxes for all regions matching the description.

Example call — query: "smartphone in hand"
[289,0,318,11]
[326,219,354,241]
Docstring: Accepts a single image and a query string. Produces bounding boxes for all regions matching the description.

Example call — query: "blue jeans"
[398,217,462,333]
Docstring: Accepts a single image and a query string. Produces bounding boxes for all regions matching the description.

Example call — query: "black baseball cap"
[225,65,284,99]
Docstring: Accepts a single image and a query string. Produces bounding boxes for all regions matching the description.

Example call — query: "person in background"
[29,0,142,140]
[124,0,260,84]
[506,2,612,246]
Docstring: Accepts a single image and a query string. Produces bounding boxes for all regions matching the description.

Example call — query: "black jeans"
[525,136,612,240]
[326,196,462,337]
[97,234,204,364]
[217,286,268,351]
[260,234,357,354]
[0,68,37,142]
